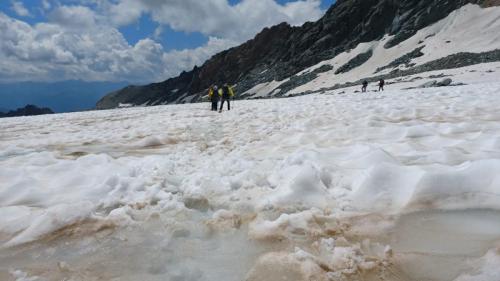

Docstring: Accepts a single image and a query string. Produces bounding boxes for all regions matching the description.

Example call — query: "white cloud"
[49,5,97,29]
[107,0,145,27]
[101,0,323,41]
[279,0,324,24]
[0,11,237,83]
[11,1,31,17]
[162,37,239,78]
[153,25,163,40]
[42,0,51,10]
[0,1,327,83]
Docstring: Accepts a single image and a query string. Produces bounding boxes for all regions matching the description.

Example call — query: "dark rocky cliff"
[97,0,485,109]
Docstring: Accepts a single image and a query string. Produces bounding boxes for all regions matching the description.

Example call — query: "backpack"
[222,86,230,99]
[209,88,218,100]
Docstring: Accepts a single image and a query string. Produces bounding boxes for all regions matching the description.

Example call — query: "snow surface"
[2,72,500,280]
[242,79,287,98]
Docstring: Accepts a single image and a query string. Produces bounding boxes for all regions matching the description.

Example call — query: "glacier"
[2,73,500,280]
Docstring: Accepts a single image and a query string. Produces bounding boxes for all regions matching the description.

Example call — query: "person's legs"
[219,100,225,111]
[227,100,230,110]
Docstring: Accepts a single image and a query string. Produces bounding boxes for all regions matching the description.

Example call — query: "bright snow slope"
[1,73,500,280]
[242,4,500,98]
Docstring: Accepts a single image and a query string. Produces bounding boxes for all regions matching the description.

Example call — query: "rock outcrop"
[97,0,486,109]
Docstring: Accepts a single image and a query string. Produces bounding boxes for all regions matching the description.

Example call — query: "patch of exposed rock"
[335,50,373,75]
[375,46,425,73]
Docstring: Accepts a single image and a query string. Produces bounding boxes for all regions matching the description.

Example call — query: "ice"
[393,209,500,256]
[392,209,500,280]
[9,270,44,281]
[248,209,327,240]
[4,202,93,247]
[351,159,500,213]
[351,162,424,212]
[135,136,165,148]
[2,80,500,279]
[453,249,500,281]
[266,162,331,209]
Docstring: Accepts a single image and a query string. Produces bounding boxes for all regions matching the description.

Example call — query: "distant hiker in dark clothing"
[219,83,234,112]
[378,79,385,91]
[208,85,219,111]
[362,81,368,92]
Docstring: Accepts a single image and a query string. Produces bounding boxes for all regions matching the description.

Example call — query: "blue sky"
[0,0,336,83]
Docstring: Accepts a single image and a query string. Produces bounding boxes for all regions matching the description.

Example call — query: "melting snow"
[1,82,500,279]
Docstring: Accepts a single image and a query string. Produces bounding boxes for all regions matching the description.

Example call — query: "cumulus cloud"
[106,0,145,27]
[106,0,324,41]
[0,11,237,83]
[49,5,97,29]
[162,37,239,77]
[11,1,31,17]
[0,0,326,83]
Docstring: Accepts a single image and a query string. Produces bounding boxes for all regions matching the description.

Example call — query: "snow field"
[1,82,500,280]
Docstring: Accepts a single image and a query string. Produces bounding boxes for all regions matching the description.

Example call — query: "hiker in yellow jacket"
[219,83,234,112]
[208,85,219,111]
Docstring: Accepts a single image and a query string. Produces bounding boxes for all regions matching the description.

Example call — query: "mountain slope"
[284,3,500,96]
[97,0,493,109]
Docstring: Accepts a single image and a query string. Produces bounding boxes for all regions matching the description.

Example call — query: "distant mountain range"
[0,104,54,118]
[97,0,500,109]
[0,81,128,113]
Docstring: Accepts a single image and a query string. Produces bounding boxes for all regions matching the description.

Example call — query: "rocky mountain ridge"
[97,0,495,109]
[0,105,54,118]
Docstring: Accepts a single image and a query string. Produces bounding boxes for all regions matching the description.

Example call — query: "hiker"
[219,83,234,112]
[362,80,368,92]
[208,85,219,111]
[378,79,385,91]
